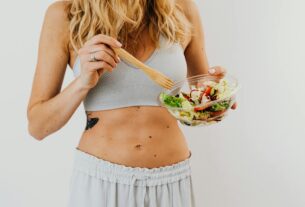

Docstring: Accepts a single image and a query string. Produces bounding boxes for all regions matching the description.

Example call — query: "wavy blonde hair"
[67,0,192,53]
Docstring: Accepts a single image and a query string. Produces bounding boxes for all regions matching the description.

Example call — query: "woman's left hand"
[208,66,238,110]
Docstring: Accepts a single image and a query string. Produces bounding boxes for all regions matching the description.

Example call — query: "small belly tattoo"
[85,117,99,130]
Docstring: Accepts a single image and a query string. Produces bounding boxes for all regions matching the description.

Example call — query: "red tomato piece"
[204,86,212,96]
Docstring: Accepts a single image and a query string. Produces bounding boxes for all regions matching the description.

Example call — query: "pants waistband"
[72,148,192,186]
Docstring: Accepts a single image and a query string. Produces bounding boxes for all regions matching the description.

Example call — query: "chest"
[73,44,187,81]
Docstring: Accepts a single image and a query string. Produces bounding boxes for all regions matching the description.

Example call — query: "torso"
[68,30,192,168]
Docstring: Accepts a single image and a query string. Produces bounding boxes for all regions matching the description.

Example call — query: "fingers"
[87,50,117,68]
[97,68,105,76]
[231,102,237,110]
[208,66,227,76]
[79,44,119,70]
[84,61,114,73]
[80,44,120,63]
[76,34,121,88]
[84,34,122,48]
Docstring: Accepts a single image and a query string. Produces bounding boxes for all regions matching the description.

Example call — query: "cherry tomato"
[204,86,212,96]
[194,105,208,112]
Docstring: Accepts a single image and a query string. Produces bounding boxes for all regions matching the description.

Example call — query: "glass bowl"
[158,73,240,126]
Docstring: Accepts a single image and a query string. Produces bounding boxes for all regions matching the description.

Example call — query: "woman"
[27,0,237,206]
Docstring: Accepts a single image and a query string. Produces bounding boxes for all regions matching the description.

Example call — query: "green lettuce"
[160,93,184,108]
[209,100,230,111]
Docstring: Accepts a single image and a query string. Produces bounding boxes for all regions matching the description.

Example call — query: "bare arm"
[179,0,238,110]
[179,0,210,77]
[27,2,90,141]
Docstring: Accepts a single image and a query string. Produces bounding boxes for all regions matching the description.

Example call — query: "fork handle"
[113,48,152,72]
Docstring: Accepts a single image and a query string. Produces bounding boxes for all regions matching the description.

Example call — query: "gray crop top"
[72,35,187,111]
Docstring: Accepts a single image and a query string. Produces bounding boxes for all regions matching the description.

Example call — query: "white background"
[0,0,305,206]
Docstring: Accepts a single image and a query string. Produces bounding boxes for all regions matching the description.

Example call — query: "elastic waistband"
[72,148,192,187]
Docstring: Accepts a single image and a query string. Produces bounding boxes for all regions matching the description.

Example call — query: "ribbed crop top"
[72,35,187,111]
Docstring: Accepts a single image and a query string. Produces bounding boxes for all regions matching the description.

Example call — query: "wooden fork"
[113,47,174,89]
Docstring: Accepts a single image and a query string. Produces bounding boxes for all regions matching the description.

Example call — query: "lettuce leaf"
[160,93,184,108]
[209,100,230,111]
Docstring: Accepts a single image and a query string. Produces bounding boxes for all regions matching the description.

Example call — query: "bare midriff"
[76,106,191,168]
[69,31,191,168]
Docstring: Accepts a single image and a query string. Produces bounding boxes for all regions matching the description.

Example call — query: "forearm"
[27,76,90,140]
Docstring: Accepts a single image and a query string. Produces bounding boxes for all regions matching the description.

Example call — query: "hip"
[67,148,196,207]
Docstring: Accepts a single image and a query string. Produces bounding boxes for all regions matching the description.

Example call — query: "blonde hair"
[67,0,192,53]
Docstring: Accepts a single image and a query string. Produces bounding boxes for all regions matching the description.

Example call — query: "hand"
[77,34,122,89]
[208,66,238,110]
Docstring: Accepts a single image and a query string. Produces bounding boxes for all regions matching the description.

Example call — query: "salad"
[159,78,235,125]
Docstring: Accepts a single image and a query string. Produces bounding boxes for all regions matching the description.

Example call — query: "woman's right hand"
[77,34,122,89]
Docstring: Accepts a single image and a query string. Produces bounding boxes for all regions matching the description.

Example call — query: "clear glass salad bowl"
[158,73,240,126]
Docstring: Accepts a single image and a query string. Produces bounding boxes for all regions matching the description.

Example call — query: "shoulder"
[176,0,200,22]
[44,1,70,23]
[42,1,71,50]
[176,0,201,50]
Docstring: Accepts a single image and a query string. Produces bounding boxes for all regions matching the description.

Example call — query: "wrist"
[74,76,92,93]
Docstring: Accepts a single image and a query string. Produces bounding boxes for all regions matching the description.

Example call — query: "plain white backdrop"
[0,0,305,206]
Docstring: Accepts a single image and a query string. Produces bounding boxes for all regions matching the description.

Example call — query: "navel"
[135,144,143,150]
